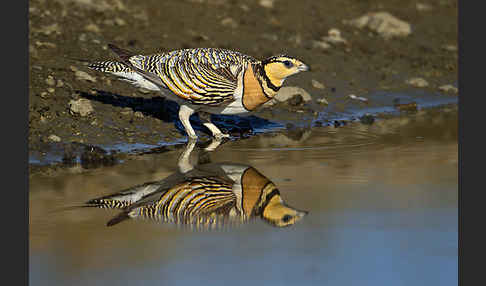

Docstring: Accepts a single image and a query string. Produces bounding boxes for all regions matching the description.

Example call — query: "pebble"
[416,3,433,11]
[114,18,126,26]
[322,28,348,45]
[35,41,57,49]
[69,98,94,116]
[84,23,101,33]
[349,94,368,102]
[442,44,458,52]
[261,33,278,41]
[56,79,64,88]
[47,88,55,93]
[78,33,87,42]
[346,12,411,38]
[438,84,458,94]
[221,17,238,28]
[311,79,325,89]
[134,111,144,118]
[36,23,61,36]
[71,66,97,82]
[240,4,250,12]
[406,77,429,88]
[48,135,61,142]
[274,86,312,102]
[46,76,56,86]
[316,97,329,105]
[259,0,274,8]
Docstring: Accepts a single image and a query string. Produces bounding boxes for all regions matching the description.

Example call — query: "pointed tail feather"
[106,212,131,227]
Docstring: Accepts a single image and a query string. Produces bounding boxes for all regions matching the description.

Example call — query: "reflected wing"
[106,176,237,227]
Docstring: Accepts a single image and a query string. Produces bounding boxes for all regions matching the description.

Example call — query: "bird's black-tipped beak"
[298,64,310,72]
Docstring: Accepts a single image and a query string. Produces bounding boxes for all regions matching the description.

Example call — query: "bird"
[87,44,310,140]
[84,139,308,230]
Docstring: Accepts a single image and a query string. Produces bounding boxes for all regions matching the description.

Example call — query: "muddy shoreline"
[29,0,458,169]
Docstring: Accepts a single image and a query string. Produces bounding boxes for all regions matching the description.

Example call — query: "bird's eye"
[282,60,293,68]
[282,215,292,223]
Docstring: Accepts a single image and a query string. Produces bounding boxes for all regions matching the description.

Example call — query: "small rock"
[39,92,49,99]
[240,4,250,12]
[406,77,429,88]
[46,76,56,86]
[312,40,331,50]
[47,88,55,93]
[69,98,94,116]
[48,134,61,142]
[274,86,312,102]
[311,79,325,89]
[346,12,411,38]
[316,97,329,105]
[84,23,101,33]
[261,33,278,41]
[442,44,458,52]
[35,41,57,49]
[114,18,126,26]
[56,79,64,88]
[134,111,144,118]
[71,66,97,82]
[438,84,458,94]
[36,23,61,36]
[78,33,87,42]
[416,3,433,12]
[221,17,238,28]
[259,0,274,8]
[322,28,348,45]
[349,94,369,102]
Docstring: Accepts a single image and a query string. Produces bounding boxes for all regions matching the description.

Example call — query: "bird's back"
[89,47,258,106]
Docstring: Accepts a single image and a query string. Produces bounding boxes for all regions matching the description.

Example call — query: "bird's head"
[261,55,310,89]
[260,187,308,227]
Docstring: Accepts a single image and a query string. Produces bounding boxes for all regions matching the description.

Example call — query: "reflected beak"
[298,64,310,72]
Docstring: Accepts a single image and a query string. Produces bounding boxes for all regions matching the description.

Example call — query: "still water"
[29,107,457,286]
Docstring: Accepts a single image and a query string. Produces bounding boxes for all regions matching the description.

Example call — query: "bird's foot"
[213,133,230,140]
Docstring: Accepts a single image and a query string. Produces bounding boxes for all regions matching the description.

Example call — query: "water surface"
[30,108,458,286]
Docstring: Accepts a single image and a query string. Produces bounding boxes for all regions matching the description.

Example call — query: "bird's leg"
[177,137,197,173]
[199,111,230,140]
[204,138,223,152]
[179,105,198,139]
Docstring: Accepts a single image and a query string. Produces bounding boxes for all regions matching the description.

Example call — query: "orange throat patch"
[242,65,273,111]
[241,167,271,216]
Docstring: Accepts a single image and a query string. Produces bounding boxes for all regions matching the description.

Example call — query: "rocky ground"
[28,0,458,169]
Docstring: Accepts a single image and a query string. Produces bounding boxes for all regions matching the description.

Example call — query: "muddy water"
[29,107,457,286]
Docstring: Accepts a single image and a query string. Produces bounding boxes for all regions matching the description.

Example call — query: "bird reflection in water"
[85,139,307,230]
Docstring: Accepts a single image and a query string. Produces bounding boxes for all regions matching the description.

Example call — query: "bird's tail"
[106,211,131,227]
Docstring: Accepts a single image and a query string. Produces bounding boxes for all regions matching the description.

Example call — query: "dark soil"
[29,0,458,167]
